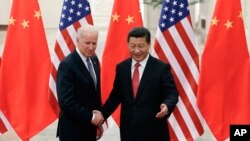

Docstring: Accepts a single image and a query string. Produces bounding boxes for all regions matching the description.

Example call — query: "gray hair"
[77,24,99,38]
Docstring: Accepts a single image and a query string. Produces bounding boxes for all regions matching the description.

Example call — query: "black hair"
[127,27,151,44]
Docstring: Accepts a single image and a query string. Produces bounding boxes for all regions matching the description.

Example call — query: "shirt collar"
[76,47,87,62]
[132,54,149,68]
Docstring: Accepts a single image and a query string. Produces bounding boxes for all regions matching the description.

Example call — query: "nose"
[133,48,140,54]
[89,43,96,50]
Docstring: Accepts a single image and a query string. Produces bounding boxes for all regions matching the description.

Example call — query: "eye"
[129,45,136,49]
[138,45,144,49]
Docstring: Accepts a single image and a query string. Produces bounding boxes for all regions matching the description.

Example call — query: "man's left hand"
[156,103,168,118]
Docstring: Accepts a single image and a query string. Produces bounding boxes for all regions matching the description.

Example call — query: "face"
[77,31,98,57]
[128,37,150,62]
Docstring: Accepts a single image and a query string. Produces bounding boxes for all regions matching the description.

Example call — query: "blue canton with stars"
[59,0,91,30]
[159,0,189,32]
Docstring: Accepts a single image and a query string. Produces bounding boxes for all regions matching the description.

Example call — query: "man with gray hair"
[56,24,103,141]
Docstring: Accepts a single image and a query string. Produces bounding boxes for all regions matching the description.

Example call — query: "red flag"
[101,0,143,126]
[0,111,8,134]
[197,0,250,140]
[49,0,93,116]
[0,0,57,140]
[0,58,8,134]
[152,0,204,140]
[0,118,7,134]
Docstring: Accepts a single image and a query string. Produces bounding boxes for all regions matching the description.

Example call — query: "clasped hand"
[91,110,104,140]
[91,110,104,126]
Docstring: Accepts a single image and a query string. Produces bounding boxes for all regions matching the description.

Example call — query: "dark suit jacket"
[56,50,101,141]
[102,55,179,141]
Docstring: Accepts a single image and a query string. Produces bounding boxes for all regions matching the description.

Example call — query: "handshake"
[91,110,104,126]
[91,110,104,140]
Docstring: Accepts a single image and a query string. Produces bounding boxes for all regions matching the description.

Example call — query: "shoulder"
[116,58,131,68]
[149,55,170,68]
[60,53,72,64]
[59,51,77,68]
[91,55,99,62]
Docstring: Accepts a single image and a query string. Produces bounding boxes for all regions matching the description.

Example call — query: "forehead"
[78,32,98,41]
[80,31,98,37]
[129,37,147,43]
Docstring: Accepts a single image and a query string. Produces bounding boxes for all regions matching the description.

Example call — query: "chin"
[87,53,94,56]
[134,59,142,62]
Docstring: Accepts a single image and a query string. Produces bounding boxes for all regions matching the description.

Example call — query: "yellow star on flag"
[238,11,243,19]
[211,17,219,26]
[112,12,120,22]
[8,16,16,26]
[224,20,233,29]
[125,15,134,24]
[34,10,41,20]
[21,20,29,29]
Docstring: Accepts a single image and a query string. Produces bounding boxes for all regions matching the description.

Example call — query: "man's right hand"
[96,125,104,140]
[91,110,104,126]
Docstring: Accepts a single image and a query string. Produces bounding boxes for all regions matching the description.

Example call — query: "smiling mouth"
[134,55,142,58]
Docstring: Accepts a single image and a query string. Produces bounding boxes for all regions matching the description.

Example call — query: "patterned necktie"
[132,63,140,97]
[86,57,97,88]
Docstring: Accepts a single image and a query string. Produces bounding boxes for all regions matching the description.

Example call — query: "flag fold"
[0,0,57,140]
[197,0,250,140]
[101,0,143,126]
[153,0,204,140]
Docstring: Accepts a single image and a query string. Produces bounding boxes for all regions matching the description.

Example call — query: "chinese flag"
[0,0,57,140]
[0,120,7,134]
[197,0,250,140]
[101,0,143,126]
[0,58,8,134]
[0,116,7,134]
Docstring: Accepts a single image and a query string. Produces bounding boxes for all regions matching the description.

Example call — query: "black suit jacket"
[102,55,179,141]
[56,50,101,141]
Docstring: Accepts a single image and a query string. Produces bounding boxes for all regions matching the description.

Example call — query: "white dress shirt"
[131,54,149,82]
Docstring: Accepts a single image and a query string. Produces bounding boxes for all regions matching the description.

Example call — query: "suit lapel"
[135,56,155,99]
[123,59,134,100]
[73,51,96,90]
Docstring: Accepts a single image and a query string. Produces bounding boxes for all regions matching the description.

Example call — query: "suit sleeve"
[56,60,92,122]
[101,66,121,120]
[162,64,179,117]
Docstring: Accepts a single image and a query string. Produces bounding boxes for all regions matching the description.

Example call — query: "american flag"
[152,0,205,140]
[49,0,93,115]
